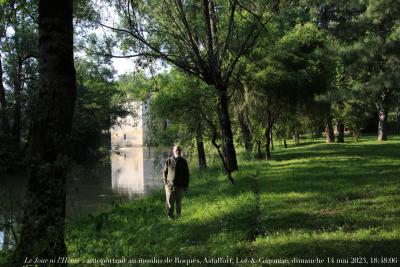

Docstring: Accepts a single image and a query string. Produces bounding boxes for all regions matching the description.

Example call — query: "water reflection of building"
[0,218,3,250]
[110,100,161,195]
[111,147,159,195]
[0,175,26,252]
[0,230,3,250]
[0,213,14,251]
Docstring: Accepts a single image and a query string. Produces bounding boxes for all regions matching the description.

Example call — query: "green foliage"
[299,0,400,139]
[71,58,128,161]
[0,0,39,167]
[148,69,216,147]
[117,71,156,101]
[242,20,335,149]
[2,20,39,114]
[334,62,374,138]
[275,22,335,105]
[303,0,368,42]
[340,0,400,121]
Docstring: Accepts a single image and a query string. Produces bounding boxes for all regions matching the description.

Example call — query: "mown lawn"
[66,135,400,266]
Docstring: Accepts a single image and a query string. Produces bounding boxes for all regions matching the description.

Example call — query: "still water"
[0,146,164,251]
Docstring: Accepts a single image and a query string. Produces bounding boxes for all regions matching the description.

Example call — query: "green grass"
[65,135,400,266]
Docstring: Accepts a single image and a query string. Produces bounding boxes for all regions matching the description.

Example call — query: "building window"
[123,134,126,140]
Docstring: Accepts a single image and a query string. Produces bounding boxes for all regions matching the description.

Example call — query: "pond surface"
[0,146,164,251]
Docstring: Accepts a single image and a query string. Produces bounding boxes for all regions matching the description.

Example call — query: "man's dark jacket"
[163,156,189,188]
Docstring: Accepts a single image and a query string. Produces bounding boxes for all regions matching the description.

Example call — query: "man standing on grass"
[163,145,189,220]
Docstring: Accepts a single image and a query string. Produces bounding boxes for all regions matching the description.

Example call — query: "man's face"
[173,146,181,157]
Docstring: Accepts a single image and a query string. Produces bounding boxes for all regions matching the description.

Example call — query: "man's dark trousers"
[165,185,185,218]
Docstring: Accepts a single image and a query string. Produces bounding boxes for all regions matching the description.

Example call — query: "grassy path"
[66,136,400,266]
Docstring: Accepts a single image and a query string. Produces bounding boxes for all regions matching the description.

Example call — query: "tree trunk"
[12,0,76,265]
[12,58,23,144]
[378,108,388,141]
[336,101,345,143]
[236,106,252,152]
[270,129,274,151]
[196,126,207,170]
[377,93,388,141]
[0,54,10,134]
[283,139,288,148]
[293,130,300,145]
[256,140,263,159]
[325,115,334,143]
[265,128,271,161]
[264,113,273,161]
[337,121,345,143]
[352,126,360,142]
[318,4,329,29]
[217,89,238,171]
[3,227,10,252]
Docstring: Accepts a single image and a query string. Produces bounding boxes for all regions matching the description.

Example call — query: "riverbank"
[64,135,400,266]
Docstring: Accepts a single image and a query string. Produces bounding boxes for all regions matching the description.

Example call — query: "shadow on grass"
[253,239,400,263]
[273,142,400,162]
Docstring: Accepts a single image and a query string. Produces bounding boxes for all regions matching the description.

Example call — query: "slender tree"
[232,81,253,153]
[0,53,9,134]
[325,114,334,143]
[0,2,14,134]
